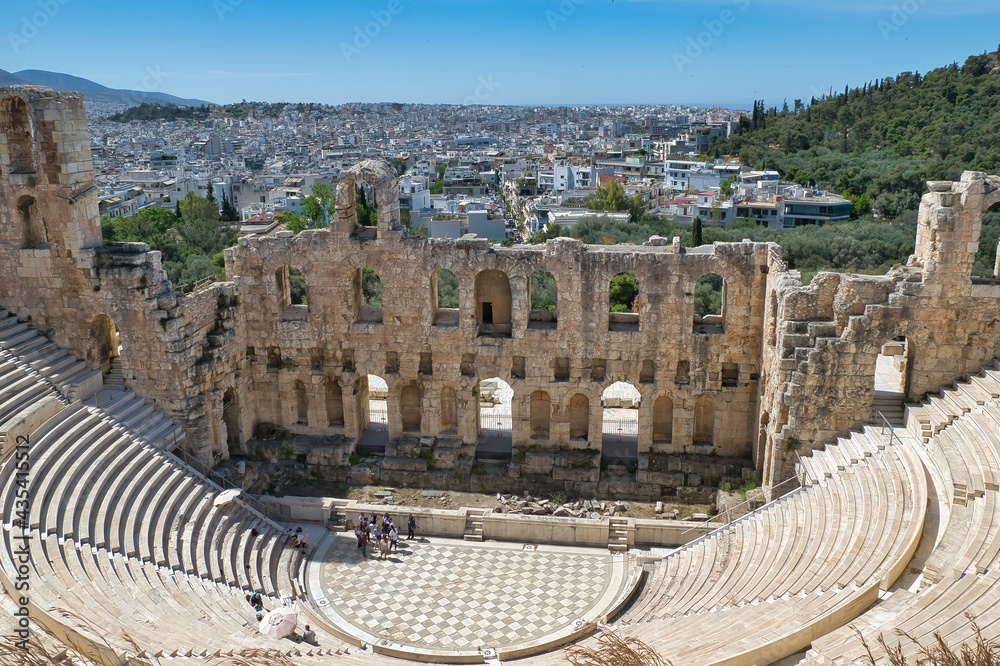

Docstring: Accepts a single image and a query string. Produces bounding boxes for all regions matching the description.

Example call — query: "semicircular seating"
[803,361,1000,664]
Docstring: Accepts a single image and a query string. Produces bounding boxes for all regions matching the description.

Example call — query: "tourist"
[297,529,309,551]
[355,526,364,549]
[288,530,299,548]
[303,625,316,645]
[379,534,391,559]
[360,529,368,557]
[389,525,399,551]
[250,591,263,608]
[407,514,417,540]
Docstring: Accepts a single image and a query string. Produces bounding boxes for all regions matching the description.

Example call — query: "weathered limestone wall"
[761,172,1000,483]
[5,88,1000,496]
[0,87,247,466]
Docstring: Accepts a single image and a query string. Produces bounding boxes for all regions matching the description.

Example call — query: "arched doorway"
[477,377,512,461]
[358,374,389,454]
[223,388,241,456]
[602,382,639,466]
[87,314,119,373]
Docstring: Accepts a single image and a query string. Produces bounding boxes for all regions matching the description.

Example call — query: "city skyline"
[3,0,999,107]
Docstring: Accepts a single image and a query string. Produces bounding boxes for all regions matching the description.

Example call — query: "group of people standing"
[355,512,417,558]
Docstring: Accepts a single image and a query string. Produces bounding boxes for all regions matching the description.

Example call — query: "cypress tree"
[692,216,703,247]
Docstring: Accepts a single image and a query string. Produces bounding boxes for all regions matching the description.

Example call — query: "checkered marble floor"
[314,534,613,651]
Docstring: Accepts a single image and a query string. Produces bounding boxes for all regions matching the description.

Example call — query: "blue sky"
[3,0,998,108]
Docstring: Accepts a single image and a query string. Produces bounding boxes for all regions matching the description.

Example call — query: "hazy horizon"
[4,0,998,107]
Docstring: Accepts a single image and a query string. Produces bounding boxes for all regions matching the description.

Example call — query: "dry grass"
[858,614,1000,665]
[564,624,672,666]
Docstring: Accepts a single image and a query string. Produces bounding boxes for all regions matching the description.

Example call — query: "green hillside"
[710,47,1000,220]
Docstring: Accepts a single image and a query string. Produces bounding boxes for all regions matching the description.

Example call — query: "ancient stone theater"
[3,86,1000,664]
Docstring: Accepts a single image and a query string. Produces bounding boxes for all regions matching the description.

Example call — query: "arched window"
[326,381,344,427]
[18,195,45,248]
[528,270,557,330]
[694,273,725,334]
[694,395,715,445]
[569,394,589,440]
[440,386,457,434]
[475,270,512,337]
[653,395,673,443]
[400,384,422,433]
[530,390,551,439]
[432,268,459,326]
[1,97,35,175]
[357,267,383,323]
[292,380,308,425]
[609,272,639,332]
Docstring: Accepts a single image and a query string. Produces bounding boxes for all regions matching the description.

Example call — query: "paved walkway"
[310,533,617,652]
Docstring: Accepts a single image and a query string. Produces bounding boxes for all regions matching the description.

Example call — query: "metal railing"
[602,416,639,439]
[678,474,804,546]
[878,410,905,448]
[368,404,388,428]
[480,413,512,433]
[169,441,280,529]
[177,276,214,296]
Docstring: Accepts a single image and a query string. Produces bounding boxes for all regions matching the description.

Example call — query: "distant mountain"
[6,69,212,107]
[0,70,31,87]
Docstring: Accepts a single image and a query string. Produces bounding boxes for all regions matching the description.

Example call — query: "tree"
[301,183,336,228]
[206,183,216,204]
[719,177,736,198]
[220,194,240,222]
[278,211,307,235]
[609,273,638,313]
[692,217,704,247]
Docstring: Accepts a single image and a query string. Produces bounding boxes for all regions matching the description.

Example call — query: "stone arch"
[18,195,45,248]
[653,394,673,443]
[477,376,512,459]
[432,268,460,326]
[326,379,344,427]
[609,272,639,332]
[475,270,512,337]
[0,96,36,175]
[356,267,383,323]
[569,393,589,440]
[86,314,119,373]
[400,383,422,433]
[530,390,551,439]
[292,380,308,425]
[694,273,726,334]
[440,386,458,434]
[334,159,402,235]
[528,270,558,329]
[601,381,640,464]
[694,394,715,445]
[223,388,241,455]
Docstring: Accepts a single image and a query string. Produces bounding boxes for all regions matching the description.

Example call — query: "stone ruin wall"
[223,162,771,496]
[3,86,1000,496]
[761,171,1000,484]
[0,87,247,464]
